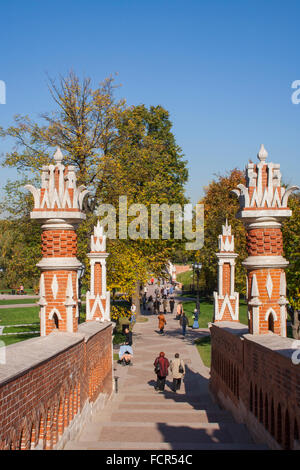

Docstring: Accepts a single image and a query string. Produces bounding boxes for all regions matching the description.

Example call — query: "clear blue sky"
[0,0,300,204]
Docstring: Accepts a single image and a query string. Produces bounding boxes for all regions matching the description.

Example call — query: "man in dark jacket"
[169,297,175,315]
[154,352,170,391]
[124,327,132,346]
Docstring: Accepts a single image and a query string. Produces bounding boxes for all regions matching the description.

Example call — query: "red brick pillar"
[86,221,110,322]
[232,144,298,336]
[25,148,89,335]
[213,220,239,322]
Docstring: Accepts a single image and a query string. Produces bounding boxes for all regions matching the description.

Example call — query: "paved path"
[66,287,266,450]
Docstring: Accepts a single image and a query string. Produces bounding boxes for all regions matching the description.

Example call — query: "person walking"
[169,297,175,315]
[124,327,133,346]
[154,352,170,391]
[162,297,168,315]
[179,312,188,337]
[176,301,183,320]
[170,353,185,392]
[157,312,167,334]
[130,303,137,325]
[147,296,154,314]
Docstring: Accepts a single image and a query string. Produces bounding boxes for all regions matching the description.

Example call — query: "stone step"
[107,410,235,424]
[77,421,254,445]
[65,440,268,450]
[116,402,218,411]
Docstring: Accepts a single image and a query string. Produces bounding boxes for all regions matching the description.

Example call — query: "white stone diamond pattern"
[266,273,273,299]
[51,274,59,300]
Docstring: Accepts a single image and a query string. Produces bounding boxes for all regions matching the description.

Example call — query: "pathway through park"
[66,287,266,450]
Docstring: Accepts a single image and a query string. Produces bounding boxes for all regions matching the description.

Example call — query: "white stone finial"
[94,220,104,238]
[54,147,64,164]
[257,144,268,162]
[222,219,231,236]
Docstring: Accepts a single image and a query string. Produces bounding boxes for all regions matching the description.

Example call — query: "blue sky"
[0,0,300,204]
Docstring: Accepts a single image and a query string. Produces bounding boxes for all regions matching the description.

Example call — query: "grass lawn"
[0,299,38,305]
[195,335,211,368]
[176,270,193,290]
[0,306,40,326]
[182,298,248,328]
[3,324,39,333]
[0,333,39,346]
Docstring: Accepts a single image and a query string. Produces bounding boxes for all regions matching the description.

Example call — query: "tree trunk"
[292,310,300,339]
[132,281,141,318]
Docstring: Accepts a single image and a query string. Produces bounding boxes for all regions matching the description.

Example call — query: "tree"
[195,169,247,295]
[282,193,300,329]
[0,73,188,306]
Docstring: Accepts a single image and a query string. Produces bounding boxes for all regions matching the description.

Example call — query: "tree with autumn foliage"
[0,72,188,306]
[194,169,247,294]
[282,192,300,314]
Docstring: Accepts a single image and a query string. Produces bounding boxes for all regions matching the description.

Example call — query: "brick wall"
[210,322,300,450]
[0,321,113,450]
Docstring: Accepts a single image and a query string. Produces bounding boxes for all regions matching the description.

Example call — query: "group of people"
[154,352,185,393]
[117,278,188,397]
[157,300,188,337]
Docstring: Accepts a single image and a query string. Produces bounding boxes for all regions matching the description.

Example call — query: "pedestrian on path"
[170,353,185,392]
[157,312,167,334]
[176,301,183,320]
[162,297,168,314]
[124,327,132,346]
[169,297,175,315]
[147,296,154,314]
[154,352,170,391]
[130,303,137,325]
[180,312,188,337]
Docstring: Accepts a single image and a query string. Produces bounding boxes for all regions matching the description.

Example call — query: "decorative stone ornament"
[86,221,111,322]
[25,148,89,336]
[213,220,239,322]
[232,145,299,336]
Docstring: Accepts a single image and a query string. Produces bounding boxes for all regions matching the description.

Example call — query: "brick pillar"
[213,220,239,322]
[86,221,110,321]
[232,144,299,336]
[25,148,89,336]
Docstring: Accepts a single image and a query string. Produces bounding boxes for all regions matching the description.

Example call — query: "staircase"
[65,307,267,450]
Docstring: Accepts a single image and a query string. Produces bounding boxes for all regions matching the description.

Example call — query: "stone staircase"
[65,290,267,450]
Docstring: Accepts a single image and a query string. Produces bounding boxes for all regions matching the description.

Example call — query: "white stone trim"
[48,308,63,321]
[242,256,289,270]
[264,307,278,322]
[37,257,82,270]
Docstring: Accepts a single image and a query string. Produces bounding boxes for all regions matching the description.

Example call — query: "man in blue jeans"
[180,312,188,337]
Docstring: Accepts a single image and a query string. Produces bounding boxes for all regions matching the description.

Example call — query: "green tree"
[0,73,188,305]
[282,192,300,312]
[195,169,247,295]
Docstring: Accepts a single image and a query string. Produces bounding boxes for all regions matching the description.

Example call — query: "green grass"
[0,306,40,326]
[182,298,248,328]
[113,353,119,361]
[3,324,39,334]
[176,270,193,290]
[195,335,211,368]
[113,332,126,345]
[0,333,39,346]
[0,299,38,305]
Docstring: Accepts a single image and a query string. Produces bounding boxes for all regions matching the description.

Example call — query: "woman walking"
[176,301,183,320]
[157,312,167,334]
[154,352,170,391]
[170,353,185,392]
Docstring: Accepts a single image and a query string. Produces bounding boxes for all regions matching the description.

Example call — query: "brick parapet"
[0,322,113,450]
[210,323,300,449]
